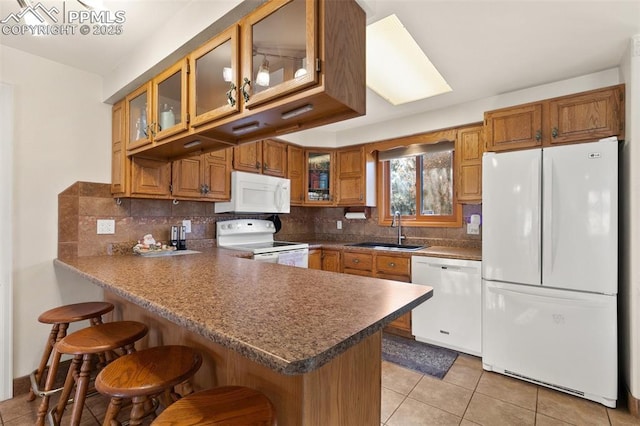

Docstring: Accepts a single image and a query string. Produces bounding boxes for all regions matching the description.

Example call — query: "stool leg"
[34,345,64,426]
[102,397,123,426]
[129,395,149,426]
[28,323,64,401]
[68,353,93,426]
[46,353,80,426]
[90,316,110,369]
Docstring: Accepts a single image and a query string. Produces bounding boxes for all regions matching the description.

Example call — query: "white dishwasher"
[411,256,482,356]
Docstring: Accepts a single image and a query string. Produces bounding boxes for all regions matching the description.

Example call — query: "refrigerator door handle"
[491,285,609,308]
[542,154,554,280]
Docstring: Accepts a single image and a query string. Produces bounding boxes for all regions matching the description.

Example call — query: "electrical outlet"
[182,219,191,233]
[97,219,115,235]
[467,223,480,235]
[337,220,342,230]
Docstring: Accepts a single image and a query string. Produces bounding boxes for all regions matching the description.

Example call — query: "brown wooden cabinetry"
[335,145,376,206]
[456,125,483,203]
[321,249,341,272]
[171,148,232,201]
[233,139,287,177]
[112,101,172,199]
[342,251,373,276]
[308,248,322,270]
[305,150,334,205]
[287,144,305,205]
[485,84,624,152]
[126,59,189,154]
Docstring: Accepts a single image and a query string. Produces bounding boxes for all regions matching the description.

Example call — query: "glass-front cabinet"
[126,59,188,152]
[242,0,318,109]
[189,25,240,128]
[306,151,333,204]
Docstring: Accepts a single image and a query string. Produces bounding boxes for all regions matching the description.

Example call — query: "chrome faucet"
[391,211,405,245]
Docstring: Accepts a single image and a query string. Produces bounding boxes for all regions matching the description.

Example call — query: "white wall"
[0,45,109,379]
[619,35,640,403]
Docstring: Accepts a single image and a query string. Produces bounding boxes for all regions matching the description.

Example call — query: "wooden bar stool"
[94,345,202,426]
[151,386,277,425]
[29,301,114,402]
[44,320,148,426]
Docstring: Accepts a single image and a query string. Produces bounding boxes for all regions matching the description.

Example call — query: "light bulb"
[255,57,270,87]
[222,67,232,82]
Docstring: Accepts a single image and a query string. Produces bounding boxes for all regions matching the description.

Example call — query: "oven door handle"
[253,253,280,263]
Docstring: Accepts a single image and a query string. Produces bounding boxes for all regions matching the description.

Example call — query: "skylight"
[366,14,452,106]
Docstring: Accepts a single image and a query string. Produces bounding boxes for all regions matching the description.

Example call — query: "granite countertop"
[54,251,432,375]
[307,242,482,261]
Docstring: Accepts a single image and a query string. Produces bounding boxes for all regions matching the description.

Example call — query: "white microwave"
[214,171,291,214]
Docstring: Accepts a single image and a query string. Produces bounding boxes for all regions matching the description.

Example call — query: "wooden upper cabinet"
[456,125,483,203]
[305,150,334,205]
[262,139,287,177]
[485,84,624,152]
[335,145,375,206]
[112,101,171,199]
[241,0,319,110]
[233,139,287,176]
[126,59,189,154]
[172,149,232,201]
[287,144,305,205]
[548,86,624,145]
[189,25,241,128]
[111,100,127,196]
[484,103,543,152]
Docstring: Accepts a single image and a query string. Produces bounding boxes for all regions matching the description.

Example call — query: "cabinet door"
[262,139,287,177]
[233,141,262,173]
[548,87,623,145]
[308,249,322,270]
[203,149,231,201]
[111,101,128,196]
[484,103,543,152]
[189,25,241,128]
[342,251,373,273]
[171,156,204,198]
[321,249,341,272]
[287,145,305,205]
[241,0,319,109]
[457,126,483,202]
[131,157,171,197]
[306,151,334,205]
[152,59,189,141]
[125,82,153,151]
[336,146,365,205]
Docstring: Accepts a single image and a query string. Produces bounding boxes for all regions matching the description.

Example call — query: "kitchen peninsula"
[54,251,432,425]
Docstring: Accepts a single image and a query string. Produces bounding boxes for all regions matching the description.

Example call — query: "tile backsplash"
[58,182,481,259]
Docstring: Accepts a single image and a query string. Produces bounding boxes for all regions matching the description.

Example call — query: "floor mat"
[382,333,458,379]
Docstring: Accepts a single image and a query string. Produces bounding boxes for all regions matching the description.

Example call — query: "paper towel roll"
[345,212,367,220]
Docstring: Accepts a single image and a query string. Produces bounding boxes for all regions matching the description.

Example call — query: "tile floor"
[1,355,639,425]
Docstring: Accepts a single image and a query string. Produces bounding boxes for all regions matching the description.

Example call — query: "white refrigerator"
[481,137,618,408]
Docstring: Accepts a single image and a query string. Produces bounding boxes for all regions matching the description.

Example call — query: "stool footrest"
[29,369,63,398]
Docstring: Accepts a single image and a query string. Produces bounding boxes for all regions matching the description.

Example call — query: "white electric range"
[216,219,309,268]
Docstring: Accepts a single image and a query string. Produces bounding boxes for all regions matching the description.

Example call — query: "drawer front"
[343,252,373,272]
[376,255,410,276]
[343,268,373,277]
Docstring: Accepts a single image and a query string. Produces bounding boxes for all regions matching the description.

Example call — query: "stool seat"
[47,321,149,426]
[151,386,277,426]
[96,345,203,398]
[55,320,148,355]
[95,345,203,426]
[37,301,114,324]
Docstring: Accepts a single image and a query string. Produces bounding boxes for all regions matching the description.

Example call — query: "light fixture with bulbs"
[255,56,270,87]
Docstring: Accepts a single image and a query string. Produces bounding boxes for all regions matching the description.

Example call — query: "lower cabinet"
[308,249,322,270]
[343,250,412,337]
[321,249,341,272]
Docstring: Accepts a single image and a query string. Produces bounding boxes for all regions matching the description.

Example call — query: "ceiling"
[1,0,639,137]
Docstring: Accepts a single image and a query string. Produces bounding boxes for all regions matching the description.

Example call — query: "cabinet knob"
[263,163,269,171]
[256,162,261,170]
[388,262,396,267]
[551,127,559,138]
[535,130,542,142]
[353,258,360,264]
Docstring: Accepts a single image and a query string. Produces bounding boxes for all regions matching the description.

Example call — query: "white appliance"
[482,137,618,408]
[214,171,291,214]
[411,256,482,356]
[216,219,309,268]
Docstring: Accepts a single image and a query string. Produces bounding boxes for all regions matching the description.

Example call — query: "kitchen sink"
[347,242,426,251]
